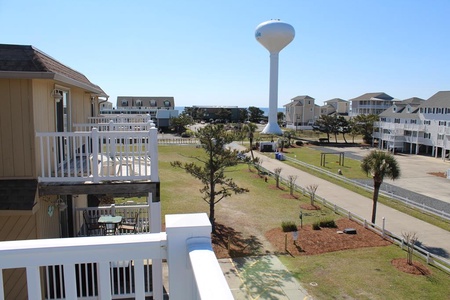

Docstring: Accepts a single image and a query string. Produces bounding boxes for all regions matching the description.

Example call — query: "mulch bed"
[265,218,392,256]
[428,172,446,178]
[391,258,431,275]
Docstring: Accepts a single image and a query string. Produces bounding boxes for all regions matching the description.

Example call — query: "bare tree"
[306,184,319,206]
[287,175,297,196]
[402,231,419,265]
[274,167,282,188]
[254,157,263,176]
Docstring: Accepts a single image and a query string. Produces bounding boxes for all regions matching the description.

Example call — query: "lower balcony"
[0,213,232,300]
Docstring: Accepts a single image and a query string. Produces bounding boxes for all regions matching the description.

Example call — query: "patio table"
[98,215,123,235]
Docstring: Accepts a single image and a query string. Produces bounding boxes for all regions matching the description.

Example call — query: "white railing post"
[166,213,212,300]
[382,217,386,238]
[0,268,3,300]
[26,267,41,300]
[149,122,159,182]
[91,128,99,183]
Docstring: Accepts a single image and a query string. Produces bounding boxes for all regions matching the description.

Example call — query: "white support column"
[166,213,212,300]
[149,192,163,300]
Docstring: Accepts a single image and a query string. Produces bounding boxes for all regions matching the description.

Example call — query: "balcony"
[374,122,425,132]
[36,125,158,184]
[0,213,233,300]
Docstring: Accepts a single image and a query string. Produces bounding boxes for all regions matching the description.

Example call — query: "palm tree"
[243,122,258,160]
[361,150,400,224]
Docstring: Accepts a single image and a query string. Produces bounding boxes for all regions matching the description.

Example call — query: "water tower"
[255,19,295,135]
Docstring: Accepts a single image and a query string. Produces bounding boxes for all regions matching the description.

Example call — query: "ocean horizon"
[175,107,284,116]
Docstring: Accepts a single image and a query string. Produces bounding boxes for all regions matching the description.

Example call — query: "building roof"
[291,95,315,101]
[419,91,450,108]
[379,106,421,119]
[324,98,348,103]
[0,44,106,96]
[350,92,393,101]
[400,97,426,105]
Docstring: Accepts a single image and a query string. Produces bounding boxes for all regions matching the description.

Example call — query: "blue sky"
[1,1,449,107]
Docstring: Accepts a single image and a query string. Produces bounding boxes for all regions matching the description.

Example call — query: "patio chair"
[83,210,104,236]
[119,211,139,234]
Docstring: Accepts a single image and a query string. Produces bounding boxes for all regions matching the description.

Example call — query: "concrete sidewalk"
[219,255,312,300]
[229,142,450,259]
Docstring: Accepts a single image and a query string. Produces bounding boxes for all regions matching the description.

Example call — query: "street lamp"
[299,210,303,228]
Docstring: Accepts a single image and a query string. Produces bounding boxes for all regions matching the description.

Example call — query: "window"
[163,100,171,107]
[438,134,444,140]
[121,100,128,107]
[394,118,400,123]
[135,100,143,107]
[410,119,416,124]
[424,120,431,125]
[423,132,431,139]
[439,121,447,126]
[150,100,157,107]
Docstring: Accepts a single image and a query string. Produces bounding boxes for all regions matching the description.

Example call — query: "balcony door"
[55,89,71,162]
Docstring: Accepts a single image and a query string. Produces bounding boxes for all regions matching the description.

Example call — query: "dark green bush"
[319,219,337,228]
[281,221,298,232]
[312,221,321,230]
[295,141,303,146]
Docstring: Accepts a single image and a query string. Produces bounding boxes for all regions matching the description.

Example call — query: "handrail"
[0,213,231,300]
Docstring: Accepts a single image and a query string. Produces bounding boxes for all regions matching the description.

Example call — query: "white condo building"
[374,91,450,159]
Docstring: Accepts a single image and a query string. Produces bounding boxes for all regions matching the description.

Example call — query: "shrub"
[312,221,321,230]
[281,221,298,232]
[319,219,337,228]
[295,141,303,146]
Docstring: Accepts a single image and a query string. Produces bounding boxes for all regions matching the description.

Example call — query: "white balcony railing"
[374,122,425,132]
[36,126,158,183]
[76,204,151,237]
[88,116,153,124]
[74,121,153,132]
[0,213,233,300]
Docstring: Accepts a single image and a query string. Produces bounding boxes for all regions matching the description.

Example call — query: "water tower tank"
[255,20,295,53]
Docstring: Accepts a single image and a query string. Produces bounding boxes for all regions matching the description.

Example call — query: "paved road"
[229,142,450,260]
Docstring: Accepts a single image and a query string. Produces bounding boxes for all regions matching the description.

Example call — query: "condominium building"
[284,95,319,129]
[320,98,349,116]
[100,96,179,129]
[349,92,394,116]
[373,92,450,159]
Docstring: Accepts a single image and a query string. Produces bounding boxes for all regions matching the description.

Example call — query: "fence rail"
[257,164,450,275]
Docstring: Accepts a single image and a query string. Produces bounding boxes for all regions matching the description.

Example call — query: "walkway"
[229,142,450,259]
[219,255,311,300]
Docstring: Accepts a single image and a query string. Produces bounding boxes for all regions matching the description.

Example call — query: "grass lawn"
[156,144,450,299]
[280,245,450,300]
[282,145,369,179]
[259,145,450,232]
